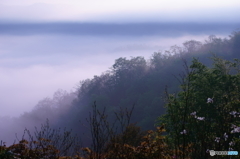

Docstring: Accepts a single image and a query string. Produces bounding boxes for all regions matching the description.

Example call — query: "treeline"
[0,31,240,158]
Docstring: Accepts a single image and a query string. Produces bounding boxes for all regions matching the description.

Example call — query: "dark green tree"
[158,56,240,158]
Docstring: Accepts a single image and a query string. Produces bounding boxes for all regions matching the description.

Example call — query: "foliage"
[82,125,175,159]
[0,120,81,159]
[158,56,240,158]
[81,102,175,159]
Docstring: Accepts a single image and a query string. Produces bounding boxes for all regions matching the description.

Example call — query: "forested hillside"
[54,31,240,132]
[1,31,240,158]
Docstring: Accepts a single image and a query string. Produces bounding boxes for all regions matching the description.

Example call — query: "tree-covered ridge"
[67,31,240,131]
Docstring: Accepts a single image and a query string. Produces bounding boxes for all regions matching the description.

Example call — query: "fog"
[0,22,238,118]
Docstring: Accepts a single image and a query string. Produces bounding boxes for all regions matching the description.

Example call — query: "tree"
[0,119,80,158]
[183,40,202,53]
[158,56,240,158]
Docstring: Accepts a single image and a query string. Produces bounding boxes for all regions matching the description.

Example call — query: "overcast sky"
[0,0,240,117]
[0,0,240,22]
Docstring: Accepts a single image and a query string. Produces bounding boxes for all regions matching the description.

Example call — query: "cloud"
[0,22,239,36]
[0,0,240,22]
[0,62,111,117]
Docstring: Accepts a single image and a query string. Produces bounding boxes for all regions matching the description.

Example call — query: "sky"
[0,0,240,117]
[0,0,240,23]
